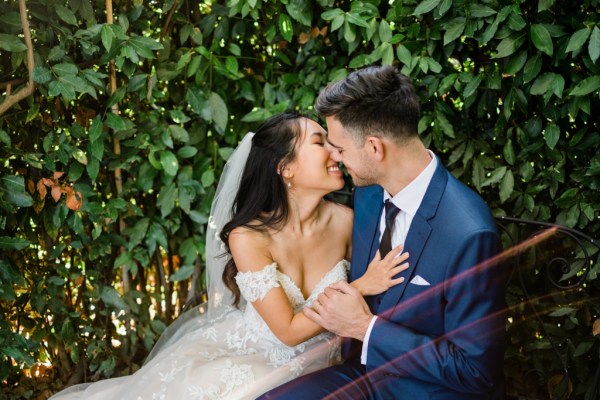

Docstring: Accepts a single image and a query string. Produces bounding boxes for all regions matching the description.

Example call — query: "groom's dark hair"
[220,112,304,307]
[315,65,420,145]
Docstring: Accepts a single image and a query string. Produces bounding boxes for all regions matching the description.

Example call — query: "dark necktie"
[378,200,400,258]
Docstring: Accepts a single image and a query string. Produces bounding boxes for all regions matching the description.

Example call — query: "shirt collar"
[383,150,437,216]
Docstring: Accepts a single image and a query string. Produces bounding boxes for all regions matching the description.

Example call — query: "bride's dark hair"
[219,112,304,307]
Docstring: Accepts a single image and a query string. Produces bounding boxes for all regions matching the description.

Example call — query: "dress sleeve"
[235,263,280,302]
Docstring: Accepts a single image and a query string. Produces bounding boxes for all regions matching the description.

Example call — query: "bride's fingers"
[389,276,405,286]
[393,262,409,273]
[382,245,404,262]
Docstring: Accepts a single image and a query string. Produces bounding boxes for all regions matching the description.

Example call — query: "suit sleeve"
[366,230,506,394]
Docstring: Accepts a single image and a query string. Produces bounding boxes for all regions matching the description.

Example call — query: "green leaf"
[100,286,129,310]
[201,169,215,187]
[1,175,33,207]
[72,148,88,165]
[278,14,293,42]
[105,113,127,131]
[0,129,10,147]
[493,33,526,59]
[0,237,31,250]
[177,146,198,158]
[482,166,507,187]
[468,4,496,18]
[129,217,150,250]
[321,9,344,20]
[530,72,555,95]
[538,0,555,11]
[0,34,27,52]
[52,63,79,76]
[443,18,465,45]
[90,138,104,161]
[530,24,553,56]
[186,88,210,119]
[414,0,442,15]
[346,12,370,29]
[101,24,115,51]
[32,67,52,84]
[523,54,542,83]
[396,45,412,66]
[128,36,163,59]
[285,0,312,26]
[566,28,591,53]
[569,75,600,96]
[435,112,455,138]
[544,123,560,149]
[499,170,514,203]
[167,125,189,143]
[157,183,178,217]
[56,4,78,25]
[589,26,600,63]
[503,139,515,165]
[463,74,482,98]
[160,151,179,176]
[169,265,194,282]
[548,307,575,317]
[209,92,228,132]
[379,20,392,43]
[89,116,103,141]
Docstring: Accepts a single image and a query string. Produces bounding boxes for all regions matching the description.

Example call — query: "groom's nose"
[325,143,342,162]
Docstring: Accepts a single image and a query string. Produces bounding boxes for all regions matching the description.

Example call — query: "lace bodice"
[233,260,348,367]
[235,259,349,310]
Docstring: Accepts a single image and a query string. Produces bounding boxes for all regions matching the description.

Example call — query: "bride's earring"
[286,180,292,189]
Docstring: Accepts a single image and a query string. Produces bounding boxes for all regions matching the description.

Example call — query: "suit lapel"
[376,159,449,315]
[351,186,383,282]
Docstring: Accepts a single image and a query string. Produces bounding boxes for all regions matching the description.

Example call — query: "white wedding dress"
[50,260,348,400]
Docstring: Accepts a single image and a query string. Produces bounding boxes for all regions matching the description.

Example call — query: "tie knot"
[384,200,400,226]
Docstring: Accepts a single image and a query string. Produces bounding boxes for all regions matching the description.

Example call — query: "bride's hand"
[352,246,409,296]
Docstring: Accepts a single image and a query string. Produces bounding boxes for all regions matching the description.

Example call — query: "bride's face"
[284,118,344,194]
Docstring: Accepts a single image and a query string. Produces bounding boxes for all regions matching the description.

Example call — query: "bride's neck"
[285,193,325,235]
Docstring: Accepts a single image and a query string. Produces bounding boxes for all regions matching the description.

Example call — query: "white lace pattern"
[50,260,349,400]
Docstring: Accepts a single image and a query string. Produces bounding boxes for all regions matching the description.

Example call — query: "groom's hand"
[303,281,373,341]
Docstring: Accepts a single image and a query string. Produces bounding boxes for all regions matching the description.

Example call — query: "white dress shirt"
[361,151,438,364]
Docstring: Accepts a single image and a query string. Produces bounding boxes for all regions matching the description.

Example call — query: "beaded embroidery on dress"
[50,260,348,400]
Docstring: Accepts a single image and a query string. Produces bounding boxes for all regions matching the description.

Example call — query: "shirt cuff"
[360,316,378,365]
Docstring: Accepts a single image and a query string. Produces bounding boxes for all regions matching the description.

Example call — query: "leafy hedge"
[0,0,598,398]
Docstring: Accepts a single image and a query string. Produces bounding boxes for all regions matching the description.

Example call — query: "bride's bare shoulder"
[229,224,273,272]
[328,200,353,225]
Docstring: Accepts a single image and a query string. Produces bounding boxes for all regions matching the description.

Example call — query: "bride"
[50,112,409,399]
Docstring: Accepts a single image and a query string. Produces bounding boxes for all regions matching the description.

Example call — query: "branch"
[0,0,35,117]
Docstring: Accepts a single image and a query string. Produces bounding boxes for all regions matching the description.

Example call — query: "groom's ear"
[365,136,385,162]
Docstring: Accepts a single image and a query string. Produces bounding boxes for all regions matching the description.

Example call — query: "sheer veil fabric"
[145,131,256,360]
[49,132,346,399]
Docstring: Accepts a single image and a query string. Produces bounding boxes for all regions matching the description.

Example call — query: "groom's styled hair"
[315,65,421,145]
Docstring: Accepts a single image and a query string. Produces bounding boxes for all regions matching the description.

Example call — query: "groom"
[259,65,506,399]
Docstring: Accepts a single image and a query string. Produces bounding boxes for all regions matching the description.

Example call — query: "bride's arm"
[229,228,324,347]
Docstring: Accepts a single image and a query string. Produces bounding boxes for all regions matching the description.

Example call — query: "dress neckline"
[275,259,348,303]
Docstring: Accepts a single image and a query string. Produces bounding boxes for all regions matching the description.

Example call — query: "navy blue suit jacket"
[347,158,506,399]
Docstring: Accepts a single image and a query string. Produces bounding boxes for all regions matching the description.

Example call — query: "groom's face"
[325,116,377,187]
